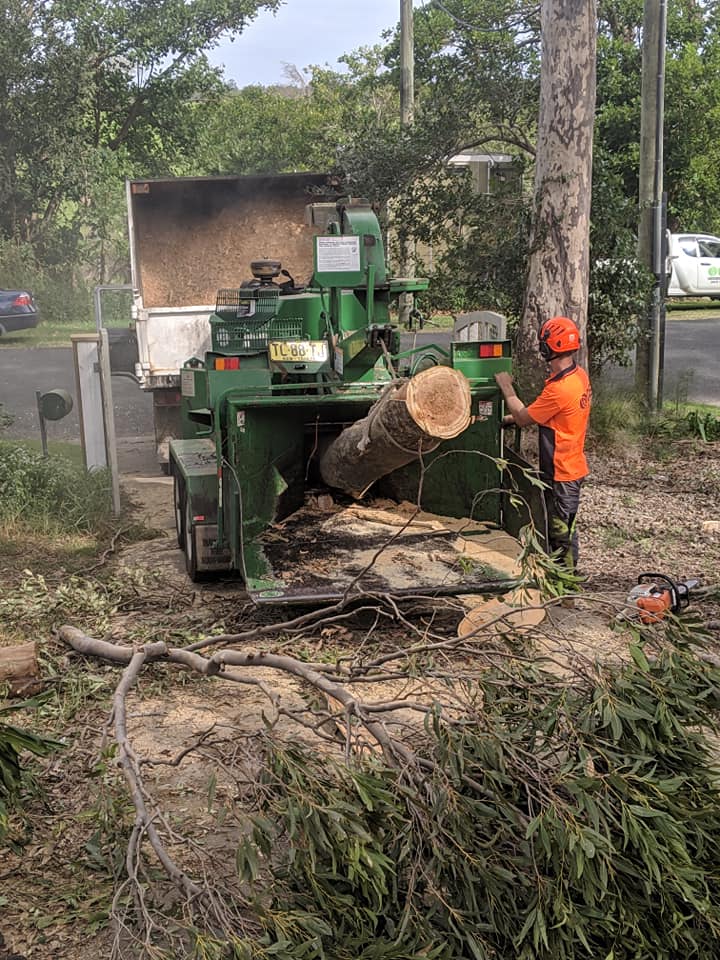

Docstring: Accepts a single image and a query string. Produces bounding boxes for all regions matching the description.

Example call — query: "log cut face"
[0,641,41,697]
[319,367,472,499]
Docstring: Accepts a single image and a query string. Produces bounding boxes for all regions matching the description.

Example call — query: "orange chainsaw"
[624,573,698,624]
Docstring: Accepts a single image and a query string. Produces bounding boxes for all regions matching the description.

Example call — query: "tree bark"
[319,366,471,498]
[0,641,41,697]
[518,0,597,391]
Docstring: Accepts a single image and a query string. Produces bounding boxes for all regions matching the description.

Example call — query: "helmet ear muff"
[538,338,553,361]
[538,316,580,358]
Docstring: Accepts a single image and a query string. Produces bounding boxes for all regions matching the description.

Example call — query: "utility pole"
[398,0,415,328]
[636,0,667,410]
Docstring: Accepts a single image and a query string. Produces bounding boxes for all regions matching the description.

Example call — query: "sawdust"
[263,499,522,596]
[133,176,326,308]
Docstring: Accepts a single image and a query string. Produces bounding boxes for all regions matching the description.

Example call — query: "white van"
[667,232,720,298]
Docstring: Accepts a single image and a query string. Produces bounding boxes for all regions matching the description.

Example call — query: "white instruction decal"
[316,235,361,272]
[181,369,195,397]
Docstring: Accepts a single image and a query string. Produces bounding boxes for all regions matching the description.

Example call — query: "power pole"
[398,0,415,328]
[636,0,667,410]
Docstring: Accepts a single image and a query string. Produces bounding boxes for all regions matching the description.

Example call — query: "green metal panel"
[313,202,387,287]
[221,395,375,590]
[377,396,505,524]
[170,438,232,573]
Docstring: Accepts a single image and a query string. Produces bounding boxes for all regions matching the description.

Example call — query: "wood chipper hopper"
[169,198,545,603]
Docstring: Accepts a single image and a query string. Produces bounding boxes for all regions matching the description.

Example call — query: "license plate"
[268,340,328,363]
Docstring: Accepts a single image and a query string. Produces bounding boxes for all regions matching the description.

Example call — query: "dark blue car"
[0,289,40,335]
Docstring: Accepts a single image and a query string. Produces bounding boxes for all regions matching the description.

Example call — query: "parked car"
[0,289,40,334]
[666,232,720,298]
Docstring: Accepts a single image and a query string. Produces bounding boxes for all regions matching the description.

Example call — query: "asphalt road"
[0,316,717,450]
[0,348,154,442]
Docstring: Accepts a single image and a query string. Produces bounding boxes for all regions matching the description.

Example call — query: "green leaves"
[234,625,720,958]
[0,697,64,841]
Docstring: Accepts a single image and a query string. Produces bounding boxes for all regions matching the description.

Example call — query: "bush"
[0,442,111,532]
[587,257,651,376]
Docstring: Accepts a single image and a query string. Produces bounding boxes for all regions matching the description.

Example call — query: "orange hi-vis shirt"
[527,362,592,483]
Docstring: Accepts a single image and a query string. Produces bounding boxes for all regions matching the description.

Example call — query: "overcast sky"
[207,0,423,88]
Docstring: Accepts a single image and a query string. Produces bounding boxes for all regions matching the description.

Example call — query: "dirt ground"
[1,437,719,959]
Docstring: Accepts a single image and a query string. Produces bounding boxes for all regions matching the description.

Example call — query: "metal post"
[648,0,667,411]
[35,391,48,458]
[636,0,667,409]
[398,0,415,328]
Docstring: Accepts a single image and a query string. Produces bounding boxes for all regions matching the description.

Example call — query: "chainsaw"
[623,572,699,624]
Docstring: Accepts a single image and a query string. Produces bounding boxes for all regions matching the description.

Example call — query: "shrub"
[0,442,111,532]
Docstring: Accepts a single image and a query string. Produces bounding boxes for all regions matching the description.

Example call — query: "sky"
[207,0,423,88]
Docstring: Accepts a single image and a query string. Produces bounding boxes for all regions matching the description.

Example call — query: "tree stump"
[0,642,42,697]
[320,366,472,498]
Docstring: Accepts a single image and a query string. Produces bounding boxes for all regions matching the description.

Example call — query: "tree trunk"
[518,0,597,391]
[0,642,41,697]
[319,366,471,498]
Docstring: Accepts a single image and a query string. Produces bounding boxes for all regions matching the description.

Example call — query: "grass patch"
[590,385,720,450]
[0,319,95,349]
[5,437,85,466]
[589,389,644,447]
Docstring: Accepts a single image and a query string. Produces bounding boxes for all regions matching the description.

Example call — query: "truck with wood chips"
[119,174,544,603]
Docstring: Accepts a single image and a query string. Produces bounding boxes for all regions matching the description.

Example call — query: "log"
[0,641,42,697]
[320,366,472,498]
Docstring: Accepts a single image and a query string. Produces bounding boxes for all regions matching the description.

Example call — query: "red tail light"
[12,294,32,307]
[479,343,503,358]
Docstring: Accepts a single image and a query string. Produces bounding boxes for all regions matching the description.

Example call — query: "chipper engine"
[170,200,537,602]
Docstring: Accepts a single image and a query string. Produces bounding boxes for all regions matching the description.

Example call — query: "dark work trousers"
[545,478,584,570]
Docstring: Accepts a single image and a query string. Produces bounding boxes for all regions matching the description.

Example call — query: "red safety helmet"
[538,316,580,360]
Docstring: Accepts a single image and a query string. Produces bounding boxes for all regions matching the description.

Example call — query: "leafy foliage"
[0,0,279,283]
[0,442,111,532]
[685,409,720,442]
[0,697,63,841]
[235,625,720,958]
[587,255,650,374]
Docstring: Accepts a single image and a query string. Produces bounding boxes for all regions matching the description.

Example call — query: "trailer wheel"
[173,476,186,550]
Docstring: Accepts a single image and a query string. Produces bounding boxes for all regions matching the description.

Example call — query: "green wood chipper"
[169,198,542,603]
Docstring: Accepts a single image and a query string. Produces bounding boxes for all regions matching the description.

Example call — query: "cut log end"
[405,366,472,439]
[319,367,472,498]
[0,641,42,698]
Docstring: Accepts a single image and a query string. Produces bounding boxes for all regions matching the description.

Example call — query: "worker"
[494,316,592,573]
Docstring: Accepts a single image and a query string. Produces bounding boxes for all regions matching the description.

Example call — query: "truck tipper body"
[122,173,331,466]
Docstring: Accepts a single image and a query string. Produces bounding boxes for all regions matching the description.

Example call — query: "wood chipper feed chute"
[168,197,547,603]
